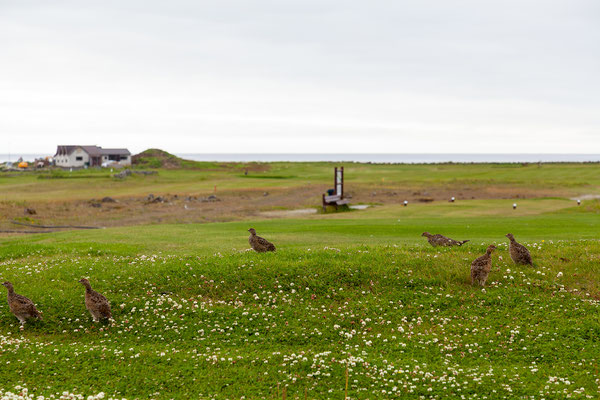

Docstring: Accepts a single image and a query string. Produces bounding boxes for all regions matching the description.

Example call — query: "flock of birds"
[1,228,530,329]
[2,278,111,329]
[249,228,533,288]
[423,231,532,286]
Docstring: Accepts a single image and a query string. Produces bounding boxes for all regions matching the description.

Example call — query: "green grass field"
[1,163,600,399]
[2,161,600,201]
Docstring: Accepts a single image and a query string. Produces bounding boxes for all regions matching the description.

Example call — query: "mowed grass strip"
[1,199,599,255]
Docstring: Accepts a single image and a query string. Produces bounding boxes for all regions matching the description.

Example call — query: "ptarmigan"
[470,245,497,286]
[421,232,469,247]
[2,281,42,329]
[78,278,112,322]
[506,233,533,265]
[248,228,276,252]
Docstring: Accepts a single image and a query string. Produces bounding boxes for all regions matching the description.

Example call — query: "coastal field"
[1,156,600,230]
[1,159,600,399]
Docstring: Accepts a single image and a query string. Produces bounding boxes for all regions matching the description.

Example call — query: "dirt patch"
[0,185,324,233]
[354,185,570,203]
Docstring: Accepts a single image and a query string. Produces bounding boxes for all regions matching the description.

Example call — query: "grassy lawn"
[2,162,600,201]
[1,195,600,399]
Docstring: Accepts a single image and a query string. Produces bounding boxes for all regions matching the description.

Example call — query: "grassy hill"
[132,148,216,169]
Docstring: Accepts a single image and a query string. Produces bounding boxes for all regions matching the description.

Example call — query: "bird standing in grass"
[506,233,533,265]
[2,281,42,329]
[421,232,469,247]
[470,245,497,286]
[248,228,276,252]
[78,278,112,322]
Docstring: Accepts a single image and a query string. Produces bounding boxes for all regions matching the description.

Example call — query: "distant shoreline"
[2,153,600,164]
[179,153,600,163]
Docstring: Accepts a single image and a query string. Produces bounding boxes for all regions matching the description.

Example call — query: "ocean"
[177,154,600,163]
[2,153,600,164]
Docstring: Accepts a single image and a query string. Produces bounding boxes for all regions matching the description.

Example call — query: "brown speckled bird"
[506,233,533,265]
[2,281,42,329]
[421,232,469,247]
[78,278,112,322]
[248,228,276,252]
[470,245,497,286]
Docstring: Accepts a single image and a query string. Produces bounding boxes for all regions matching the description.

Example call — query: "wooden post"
[334,166,344,198]
[340,166,344,199]
[334,167,338,195]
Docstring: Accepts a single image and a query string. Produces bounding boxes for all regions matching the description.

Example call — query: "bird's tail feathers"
[459,240,470,245]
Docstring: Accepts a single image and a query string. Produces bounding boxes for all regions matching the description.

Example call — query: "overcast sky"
[1,0,599,155]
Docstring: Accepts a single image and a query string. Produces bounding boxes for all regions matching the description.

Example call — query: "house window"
[76,156,83,161]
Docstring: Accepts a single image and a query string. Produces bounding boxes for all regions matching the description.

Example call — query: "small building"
[54,146,131,168]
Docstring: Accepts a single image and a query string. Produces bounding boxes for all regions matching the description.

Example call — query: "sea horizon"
[2,153,600,164]
[177,153,600,163]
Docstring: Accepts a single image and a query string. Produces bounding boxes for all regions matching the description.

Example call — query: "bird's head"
[248,228,256,235]
[2,281,13,290]
[486,245,497,254]
[505,233,515,241]
[78,278,90,286]
[421,232,431,237]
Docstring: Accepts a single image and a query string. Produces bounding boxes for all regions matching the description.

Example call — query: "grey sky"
[1,0,599,154]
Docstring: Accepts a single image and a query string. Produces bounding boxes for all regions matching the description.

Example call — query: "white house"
[54,146,131,168]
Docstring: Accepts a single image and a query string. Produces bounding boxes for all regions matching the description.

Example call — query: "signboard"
[334,167,344,198]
